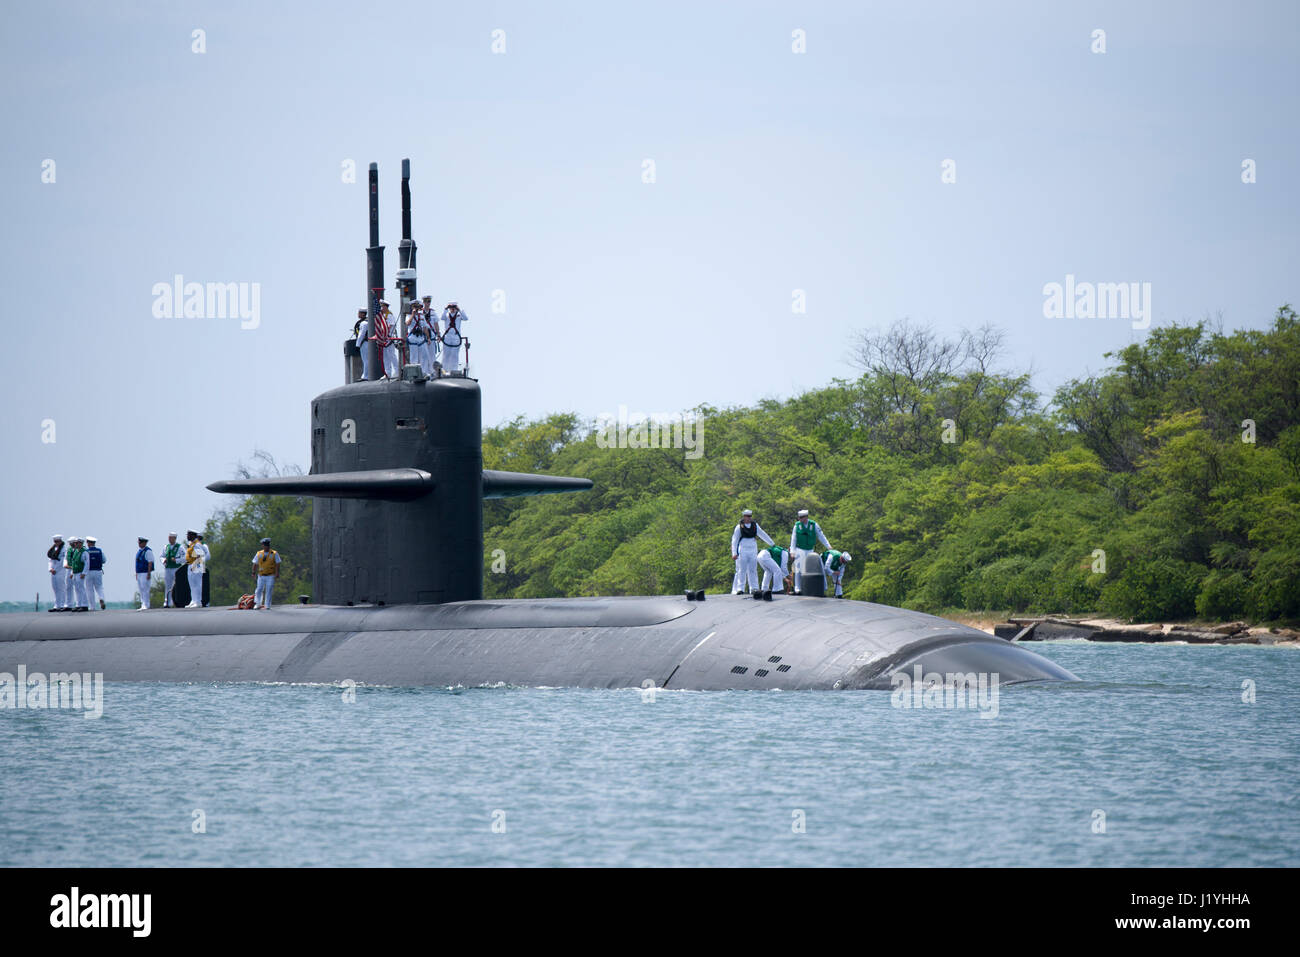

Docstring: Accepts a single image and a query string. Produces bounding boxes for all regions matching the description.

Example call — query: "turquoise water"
[1,641,1296,867]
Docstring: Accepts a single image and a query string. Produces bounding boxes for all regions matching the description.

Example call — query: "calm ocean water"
[1,641,1296,867]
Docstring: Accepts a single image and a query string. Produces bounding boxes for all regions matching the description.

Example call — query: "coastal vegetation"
[481,307,1300,623]
[184,452,313,608]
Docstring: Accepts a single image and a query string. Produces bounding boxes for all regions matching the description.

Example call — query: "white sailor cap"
[186,528,198,535]
[742,509,753,516]
[168,532,177,537]
[797,509,809,517]
[52,534,64,540]
[842,552,852,562]
[86,536,97,543]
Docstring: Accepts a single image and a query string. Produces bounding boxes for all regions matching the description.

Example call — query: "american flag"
[370,304,394,346]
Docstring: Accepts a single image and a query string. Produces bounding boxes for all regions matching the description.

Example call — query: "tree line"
[176,451,312,608]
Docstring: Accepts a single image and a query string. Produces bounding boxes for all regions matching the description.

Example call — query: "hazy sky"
[2,0,1296,600]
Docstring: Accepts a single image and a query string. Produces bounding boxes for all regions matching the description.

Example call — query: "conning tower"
[208,160,591,605]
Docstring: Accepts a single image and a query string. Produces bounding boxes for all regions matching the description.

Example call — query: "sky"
[1,0,1297,601]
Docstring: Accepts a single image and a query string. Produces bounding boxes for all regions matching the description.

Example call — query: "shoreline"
[948,613,1300,647]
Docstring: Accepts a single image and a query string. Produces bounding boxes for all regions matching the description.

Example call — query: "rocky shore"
[988,617,1300,645]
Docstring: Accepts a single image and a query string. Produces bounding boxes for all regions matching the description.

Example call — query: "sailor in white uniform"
[758,544,792,594]
[789,508,832,594]
[63,536,89,611]
[406,300,435,377]
[47,534,70,611]
[160,532,184,607]
[439,301,467,375]
[84,536,107,610]
[134,537,156,610]
[730,509,774,594]
[354,309,372,380]
[377,300,400,378]
[822,550,853,598]
[185,530,209,608]
[421,296,441,371]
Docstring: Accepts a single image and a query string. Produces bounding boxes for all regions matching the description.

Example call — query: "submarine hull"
[0,595,1075,690]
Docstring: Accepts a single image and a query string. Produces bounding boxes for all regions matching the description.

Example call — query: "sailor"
[184,530,209,608]
[406,300,435,377]
[251,537,281,609]
[730,509,774,595]
[789,508,832,594]
[822,549,852,598]
[84,536,107,610]
[133,537,156,609]
[422,296,441,371]
[439,301,467,375]
[161,532,184,607]
[354,309,372,380]
[376,300,400,378]
[758,543,792,594]
[63,536,89,612]
[729,509,769,593]
[46,534,70,612]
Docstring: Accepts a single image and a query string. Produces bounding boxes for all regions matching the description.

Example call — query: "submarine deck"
[0,595,1077,690]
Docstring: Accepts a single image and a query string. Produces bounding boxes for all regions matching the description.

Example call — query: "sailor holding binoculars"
[407,299,436,377]
[440,301,467,375]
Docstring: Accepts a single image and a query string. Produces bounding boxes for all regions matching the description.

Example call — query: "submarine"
[0,161,1077,691]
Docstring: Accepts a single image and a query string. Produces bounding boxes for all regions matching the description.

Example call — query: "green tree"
[203,452,312,606]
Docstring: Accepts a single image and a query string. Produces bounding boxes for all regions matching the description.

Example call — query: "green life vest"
[163,543,183,568]
[767,545,787,562]
[824,549,843,571]
[67,547,86,574]
[793,520,819,549]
